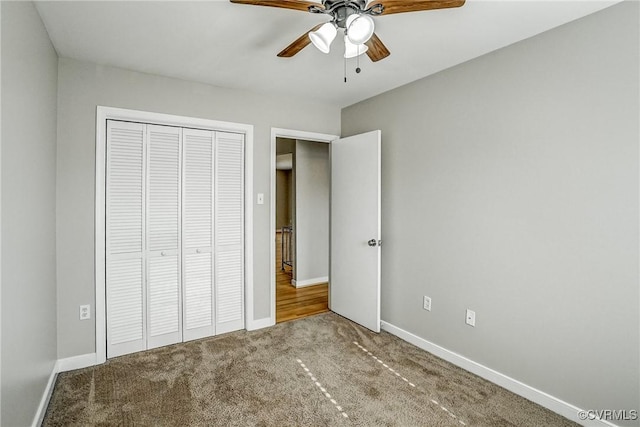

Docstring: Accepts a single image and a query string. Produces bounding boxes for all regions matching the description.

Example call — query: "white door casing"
[269,128,339,328]
[330,130,381,332]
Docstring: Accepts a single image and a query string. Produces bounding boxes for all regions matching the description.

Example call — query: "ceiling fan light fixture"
[344,35,368,59]
[345,13,374,45]
[309,22,337,54]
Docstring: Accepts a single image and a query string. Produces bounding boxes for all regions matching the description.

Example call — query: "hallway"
[276,231,329,323]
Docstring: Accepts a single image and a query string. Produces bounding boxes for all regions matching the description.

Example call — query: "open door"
[330,130,381,332]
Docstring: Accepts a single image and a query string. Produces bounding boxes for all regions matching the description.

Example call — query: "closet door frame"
[95,106,254,365]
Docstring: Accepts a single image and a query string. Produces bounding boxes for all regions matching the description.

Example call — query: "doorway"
[270,128,339,324]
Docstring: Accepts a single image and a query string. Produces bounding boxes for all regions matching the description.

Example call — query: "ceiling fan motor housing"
[334,4,358,28]
[310,0,383,28]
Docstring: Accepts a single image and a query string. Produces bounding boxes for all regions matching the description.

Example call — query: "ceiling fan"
[229,0,466,62]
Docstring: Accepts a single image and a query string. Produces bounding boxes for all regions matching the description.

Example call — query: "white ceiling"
[35,0,620,108]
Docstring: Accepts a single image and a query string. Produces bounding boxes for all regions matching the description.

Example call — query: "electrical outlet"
[465,309,475,327]
[423,296,431,311]
[79,304,91,320]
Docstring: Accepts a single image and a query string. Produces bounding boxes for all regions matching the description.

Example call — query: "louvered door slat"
[106,120,146,358]
[184,252,213,331]
[215,132,245,334]
[108,126,144,254]
[147,255,181,349]
[182,128,215,341]
[107,258,144,343]
[184,131,213,249]
[147,127,180,252]
[146,125,182,349]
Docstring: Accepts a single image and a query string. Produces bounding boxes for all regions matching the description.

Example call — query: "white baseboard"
[32,362,58,427]
[246,317,274,331]
[31,353,97,427]
[292,276,328,288]
[380,321,619,427]
[57,353,97,372]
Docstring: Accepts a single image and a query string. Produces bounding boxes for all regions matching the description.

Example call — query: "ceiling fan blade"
[367,0,465,15]
[365,33,390,62]
[277,24,323,57]
[230,0,323,13]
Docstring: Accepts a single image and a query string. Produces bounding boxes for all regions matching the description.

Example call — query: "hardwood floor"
[276,231,329,323]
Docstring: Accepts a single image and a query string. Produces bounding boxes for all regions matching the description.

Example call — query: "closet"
[105,120,244,358]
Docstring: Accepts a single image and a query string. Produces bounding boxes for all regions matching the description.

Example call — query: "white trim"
[291,277,329,288]
[95,110,107,364]
[270,128,339,326]
[31,363,57,427]
[0,4,3,421]
[245,127,254,332]
[96,106,254,363]
[380,320,619,427]
[246,317,274,331]
[56,353,97,373]
[32,353,98,426]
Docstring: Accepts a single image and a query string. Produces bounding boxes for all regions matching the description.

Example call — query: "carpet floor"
[43,313,577,426]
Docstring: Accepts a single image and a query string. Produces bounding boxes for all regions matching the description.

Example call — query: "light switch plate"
[257,193,264,205]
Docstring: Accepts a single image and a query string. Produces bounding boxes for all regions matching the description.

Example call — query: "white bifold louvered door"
[215,132,245,334]
[146,125,182,350]
[182,128,214,341]
[106,120,244,359]
[106,121,147,358]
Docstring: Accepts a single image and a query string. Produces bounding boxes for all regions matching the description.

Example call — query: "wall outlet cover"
[465,309,476,327]
[80,304,91,320]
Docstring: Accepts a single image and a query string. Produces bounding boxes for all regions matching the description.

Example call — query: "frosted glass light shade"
[309,22,337,54]
[346,14,374,45]
[344,36,368,58]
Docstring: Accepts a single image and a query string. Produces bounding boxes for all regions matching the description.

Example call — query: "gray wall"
[342,2,639,422]
[56,58,340,358]
[1,2,59,425]
[295,140,329,284]
[276,138,295,231]
[276,170,291,230]
[276,138,295,155]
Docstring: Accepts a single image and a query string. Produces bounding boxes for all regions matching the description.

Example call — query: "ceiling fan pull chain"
[344,54,347,83]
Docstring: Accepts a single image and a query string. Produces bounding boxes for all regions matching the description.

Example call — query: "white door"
[106,120,147,358]
[182,128,215,341]
[214,132,245,334]
[106,121,245,358]
[330,130,381,332]
[146,125,183,349]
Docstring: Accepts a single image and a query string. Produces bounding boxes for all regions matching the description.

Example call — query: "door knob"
[368,239,377,247]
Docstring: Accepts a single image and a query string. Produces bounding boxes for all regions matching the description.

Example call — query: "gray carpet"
[43,312,577,426]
